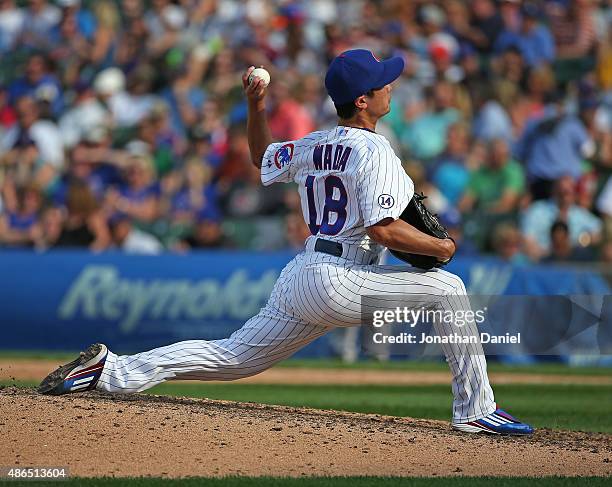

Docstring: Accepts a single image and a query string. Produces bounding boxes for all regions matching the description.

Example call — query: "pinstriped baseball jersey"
[262,126,414,250]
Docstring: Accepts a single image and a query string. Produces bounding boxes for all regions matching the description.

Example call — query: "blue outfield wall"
[0,249,610,356]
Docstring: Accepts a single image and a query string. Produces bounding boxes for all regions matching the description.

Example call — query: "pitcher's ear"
[355,95,368,110]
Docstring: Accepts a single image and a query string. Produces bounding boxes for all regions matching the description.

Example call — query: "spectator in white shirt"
[59,82,111,149]
[0,0,25,52]
[110,216,163,254]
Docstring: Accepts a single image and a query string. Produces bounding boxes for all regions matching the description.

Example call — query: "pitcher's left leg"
[96,311,331,393]
[38,309,331,395]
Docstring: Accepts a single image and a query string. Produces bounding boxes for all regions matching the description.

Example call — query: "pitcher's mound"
[1,387,610,478]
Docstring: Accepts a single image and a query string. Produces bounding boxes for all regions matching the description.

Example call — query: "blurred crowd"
[0,0,610,263]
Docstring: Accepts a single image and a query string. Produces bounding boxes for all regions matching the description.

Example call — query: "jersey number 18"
[305,175,348,236]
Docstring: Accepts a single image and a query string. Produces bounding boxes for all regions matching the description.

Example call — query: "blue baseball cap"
[325,49,405,105]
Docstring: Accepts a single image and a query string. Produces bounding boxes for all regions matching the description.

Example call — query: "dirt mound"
[1,387,610,478]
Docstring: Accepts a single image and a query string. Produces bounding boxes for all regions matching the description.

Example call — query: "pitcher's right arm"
[243,67,273,169]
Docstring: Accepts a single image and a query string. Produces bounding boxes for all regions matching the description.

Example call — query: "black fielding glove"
[388,193,454,270]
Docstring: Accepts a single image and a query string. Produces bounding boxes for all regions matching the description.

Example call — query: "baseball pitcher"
[39,50,533,435]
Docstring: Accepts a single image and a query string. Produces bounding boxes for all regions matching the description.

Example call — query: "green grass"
[1,352,611,376]
[2,379,610,433]
[1,477,610,487]
[0,350,79,361]
[278,359,612,377]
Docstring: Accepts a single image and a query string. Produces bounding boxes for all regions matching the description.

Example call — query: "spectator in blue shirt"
[0,183,43,247]
[51,140,121,207]
[8,54,63,117]
[104,154,160,225]
[515,93,595,200]
[55,0,97,41]
[431,122,471,205]
[165,158,220,226]
[494,3,555,67]
[522,176,602,260]
[471,85,513,143]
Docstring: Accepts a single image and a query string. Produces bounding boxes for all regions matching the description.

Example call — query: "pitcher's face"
[366,84,392,117]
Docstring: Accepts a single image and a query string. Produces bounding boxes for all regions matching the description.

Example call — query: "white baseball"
[248,67,271,87]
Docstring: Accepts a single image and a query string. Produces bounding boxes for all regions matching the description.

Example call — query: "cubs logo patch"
[377,194,395,209]
[275,143,294,169]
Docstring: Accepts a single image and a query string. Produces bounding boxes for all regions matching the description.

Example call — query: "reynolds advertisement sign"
[0,250,609,355]
[58,265,279,333]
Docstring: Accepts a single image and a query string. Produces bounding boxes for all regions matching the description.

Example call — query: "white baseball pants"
[97,247,496,422]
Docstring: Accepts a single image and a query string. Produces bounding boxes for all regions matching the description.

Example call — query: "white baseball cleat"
[453,407,534,435]
[37,344,108,395]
